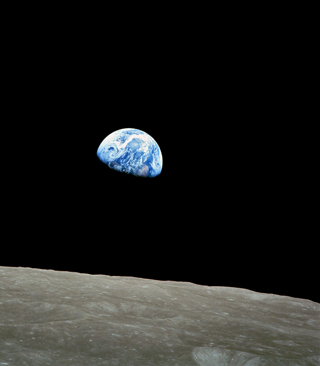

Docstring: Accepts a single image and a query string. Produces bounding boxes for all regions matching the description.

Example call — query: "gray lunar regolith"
[0,266,319,365]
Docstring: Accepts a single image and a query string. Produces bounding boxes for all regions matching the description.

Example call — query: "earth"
[97,128,163,177]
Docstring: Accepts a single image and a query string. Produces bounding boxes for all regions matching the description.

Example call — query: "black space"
[3,6,317,303]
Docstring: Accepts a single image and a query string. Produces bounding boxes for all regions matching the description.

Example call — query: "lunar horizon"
[0,266,319,365]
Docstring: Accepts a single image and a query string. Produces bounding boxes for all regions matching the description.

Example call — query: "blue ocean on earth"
[97,128,162,178]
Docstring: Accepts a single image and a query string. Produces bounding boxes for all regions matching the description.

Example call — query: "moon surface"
[0,267,319,365]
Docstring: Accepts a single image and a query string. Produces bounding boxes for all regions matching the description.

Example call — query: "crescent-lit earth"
[97,128,163,177]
